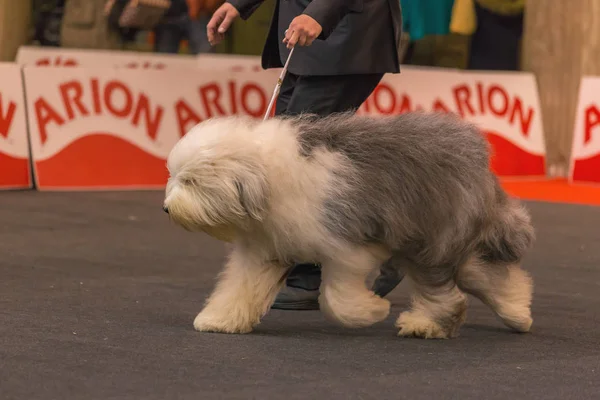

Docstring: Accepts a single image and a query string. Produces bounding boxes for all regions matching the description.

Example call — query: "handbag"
[105,0,172,30]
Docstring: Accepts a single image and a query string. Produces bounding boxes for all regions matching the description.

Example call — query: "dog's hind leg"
[456,256,533,333]
[319,245,392,328]
[193,246,287,334]
[396,259,468,339]
[455,193,534,333]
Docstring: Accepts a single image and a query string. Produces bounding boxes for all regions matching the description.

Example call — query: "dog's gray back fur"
[289,112,533,269]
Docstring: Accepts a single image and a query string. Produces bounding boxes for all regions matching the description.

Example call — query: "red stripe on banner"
[0,151,30,187]
[485,130,546,177]
[572,153,600,183]
[34,134,169,189]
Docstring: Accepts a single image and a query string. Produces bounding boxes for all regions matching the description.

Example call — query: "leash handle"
[263,47,294,121]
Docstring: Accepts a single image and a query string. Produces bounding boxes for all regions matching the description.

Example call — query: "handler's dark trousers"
[275,72,384,117]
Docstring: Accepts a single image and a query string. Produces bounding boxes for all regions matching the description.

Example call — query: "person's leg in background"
[271,72,404,310]
[186,13,214,54]
[153,16,185,54]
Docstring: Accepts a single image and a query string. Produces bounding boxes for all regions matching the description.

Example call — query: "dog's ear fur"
[234,170,269,221]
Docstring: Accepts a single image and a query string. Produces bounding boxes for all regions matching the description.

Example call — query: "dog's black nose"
[163,206,169,214]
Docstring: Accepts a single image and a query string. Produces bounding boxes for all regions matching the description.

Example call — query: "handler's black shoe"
[271,286,321,310]
[372,266,405,298]
[272,263,321,310]
[271,263,405,310]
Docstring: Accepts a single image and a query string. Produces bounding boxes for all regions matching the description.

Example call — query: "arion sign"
[22,66,280,189]
[0,63,32,189]
[20,61,547,190]
[361,68,547,178]
[570,76,600,184]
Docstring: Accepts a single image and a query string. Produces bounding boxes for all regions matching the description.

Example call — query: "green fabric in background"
[215,0,276,55]
[407,33,471,69]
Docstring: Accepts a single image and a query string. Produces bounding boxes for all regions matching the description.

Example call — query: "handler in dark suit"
[207,0,404,310]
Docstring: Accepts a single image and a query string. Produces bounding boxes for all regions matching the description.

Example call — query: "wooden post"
[0,0,32,61]
[522,0,600,177]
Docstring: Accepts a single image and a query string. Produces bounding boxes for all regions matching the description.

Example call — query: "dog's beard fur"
[164,112,535,339]
[164,118,270,239]
[165,178,237,241]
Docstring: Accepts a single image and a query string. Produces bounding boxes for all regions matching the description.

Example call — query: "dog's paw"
[320,292,391,328]
[365,295,392,325]
[395,311,449,339]
[193,312,253,334]
[497,308,533,333]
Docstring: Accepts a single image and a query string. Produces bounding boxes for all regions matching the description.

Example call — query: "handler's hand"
[207,3,240,46]
[284,15,322,49]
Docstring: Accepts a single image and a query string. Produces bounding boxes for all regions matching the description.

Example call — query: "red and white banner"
[22,65,546,190]
[17,46,200,70]
[359,67,547,178]
[22,66,280,189]
[570,76,600,184]
[196,54,264,72]
[16,45,264,72]
[0,63,32,189]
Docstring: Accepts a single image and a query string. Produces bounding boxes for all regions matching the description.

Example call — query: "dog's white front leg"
[194,246,287,334]
[319,245,391,328]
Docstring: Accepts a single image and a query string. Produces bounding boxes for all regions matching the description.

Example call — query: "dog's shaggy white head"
[163,117,272,239]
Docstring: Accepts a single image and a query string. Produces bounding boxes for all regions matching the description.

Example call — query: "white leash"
[263,46,295,121]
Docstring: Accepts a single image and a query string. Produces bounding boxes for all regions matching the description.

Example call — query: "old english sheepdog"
[163,111,535,339]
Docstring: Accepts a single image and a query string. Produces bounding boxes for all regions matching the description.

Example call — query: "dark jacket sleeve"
[302,0,363,40]
[226,0,264,20]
